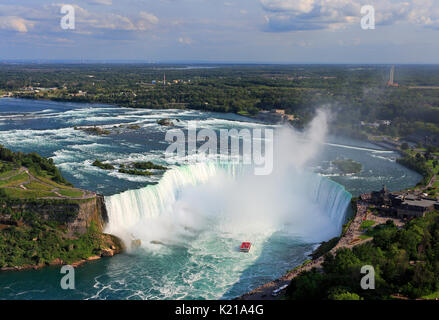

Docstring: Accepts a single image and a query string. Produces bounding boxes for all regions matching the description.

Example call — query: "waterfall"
[310,174,353,228]
[105,161,352,246]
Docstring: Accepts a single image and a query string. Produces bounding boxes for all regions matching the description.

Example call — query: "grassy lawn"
[0,172,29,187]
[237,110,250,116]
[0,166,18,178]
[425,160,439,175]
[0,173,84,200]
[3,188,57,199]
[421,290,439,299]
[25,181,54,191]
[359,234,372,240]
[36,175,71,189]
[360,220,376,230]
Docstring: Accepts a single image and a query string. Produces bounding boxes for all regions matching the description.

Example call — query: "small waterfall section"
[104,161,352,247]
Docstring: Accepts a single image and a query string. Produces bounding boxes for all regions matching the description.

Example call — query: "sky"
[1,0,439,64]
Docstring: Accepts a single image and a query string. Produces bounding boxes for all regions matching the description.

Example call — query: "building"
[393,197,438,218]
[367,185,439,218]
[370,185,392,206]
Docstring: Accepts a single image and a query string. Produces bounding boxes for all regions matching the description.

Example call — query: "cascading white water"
[104,162,244,245]
[105,161,352,248]
[105,110,352,250]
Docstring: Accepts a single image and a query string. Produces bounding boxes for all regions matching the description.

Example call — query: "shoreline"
[236,199,372,300]
[0,239,122,273]
[0,97,422,297]
[236,138,421,300]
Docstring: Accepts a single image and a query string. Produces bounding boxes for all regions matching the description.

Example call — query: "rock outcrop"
[1,194,110,237]
[157,118,174,126]
[0,194,125,271]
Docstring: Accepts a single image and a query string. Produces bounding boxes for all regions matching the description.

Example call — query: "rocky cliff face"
[0,194,125,270]
[65,194,109,237]
[0,145,125,270]
[2,195,110,237]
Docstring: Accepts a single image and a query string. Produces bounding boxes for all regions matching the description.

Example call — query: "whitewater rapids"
[103,111,352,299]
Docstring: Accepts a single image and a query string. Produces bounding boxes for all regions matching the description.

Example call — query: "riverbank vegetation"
[0,146,92,203]
[395,146,439,197]
[0,214,112,268]
[397,152,433,186]
[0,145,70,186]
[287,213,439,300]
[0,146,122,270]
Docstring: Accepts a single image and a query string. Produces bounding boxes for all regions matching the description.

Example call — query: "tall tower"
[163,73,166,87]
[389,66,394,85]
[387,65,398,87]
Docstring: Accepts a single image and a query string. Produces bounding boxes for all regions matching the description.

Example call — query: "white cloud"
[87,0,113,5]
[260,0,439,31]
[139,11,159,25]
[261,0,316,13]
[0,16,34,32]
[51,4,159,32]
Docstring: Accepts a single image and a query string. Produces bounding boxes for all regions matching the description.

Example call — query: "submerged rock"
[131,239,142,248]
[150,240,165,246]
[157,118,174,126]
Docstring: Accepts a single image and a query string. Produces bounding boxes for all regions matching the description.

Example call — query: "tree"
[286,269,326,300]
[328,288,364,300]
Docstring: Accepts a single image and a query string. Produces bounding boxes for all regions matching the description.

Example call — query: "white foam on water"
[103,112,353,299]
[324,142,393,153]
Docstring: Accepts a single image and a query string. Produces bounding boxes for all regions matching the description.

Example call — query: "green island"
[74,126,110,136]
[133,161,167,170]
[0,146,123,270]
[92,159,167,176]
[332,159,362,175]
[118,168,153,176]
[92,159,115,170]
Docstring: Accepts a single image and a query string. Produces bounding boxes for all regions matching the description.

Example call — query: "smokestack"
[389,66,394,85]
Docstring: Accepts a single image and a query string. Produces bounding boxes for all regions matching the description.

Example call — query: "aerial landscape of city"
[1,0,439,315]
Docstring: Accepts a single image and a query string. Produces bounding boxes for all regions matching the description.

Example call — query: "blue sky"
[1,0,439,63]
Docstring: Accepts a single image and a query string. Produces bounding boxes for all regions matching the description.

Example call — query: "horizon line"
[1,59,439,66]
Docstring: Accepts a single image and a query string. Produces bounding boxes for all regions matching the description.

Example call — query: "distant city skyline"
[1,0,439,64]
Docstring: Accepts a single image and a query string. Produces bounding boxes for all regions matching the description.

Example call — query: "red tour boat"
[240,242,251,253]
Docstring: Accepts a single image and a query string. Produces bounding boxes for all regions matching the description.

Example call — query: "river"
[0,98,421,300]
